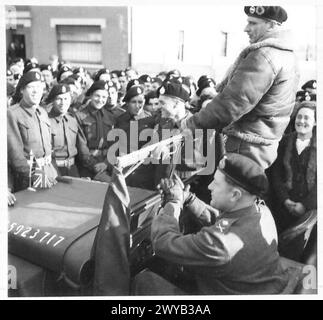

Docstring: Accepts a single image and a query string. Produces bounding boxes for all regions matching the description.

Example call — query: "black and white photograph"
[1,0,321,302]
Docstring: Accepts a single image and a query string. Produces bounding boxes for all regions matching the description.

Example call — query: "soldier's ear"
[231,187,243,202]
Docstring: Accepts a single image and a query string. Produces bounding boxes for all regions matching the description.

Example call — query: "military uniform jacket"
[105,104,125,120]
[75,103,115,151]
[48,110,94,167]
[151,200,290,295]
[116,110,157,154]
[7,100,52,178]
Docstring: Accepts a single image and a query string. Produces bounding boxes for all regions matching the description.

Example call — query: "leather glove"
[157,173,190,208]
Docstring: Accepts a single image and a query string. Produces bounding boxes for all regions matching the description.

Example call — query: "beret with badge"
[296,90,316,102]
[123,85,145,102]
[13,71,42,103]
[94,68,110,81]
[166,69,181,81]
[151,77,163,86]
[57,65,73,82]
[244,6,288,24]
[157,81,190,102]
[16,71,42,91]
[86,80,109,96]
[110,70,121,78]
[218,153,269,198]
[301,80,317,91]
[39,64,53,73]
[138,74,152,83]
[46,84,71,103]
[126,78,144,92]
[23,62,40,74]
[106,80,118,90]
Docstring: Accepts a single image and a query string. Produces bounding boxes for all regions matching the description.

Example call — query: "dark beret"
[157,81,190,102]
[46,84,71,103]
[126,78,144,92]
[94,68,110,81]
[296,90,316,102]
[60,76,77,86]
[138,74,152,83]
[244,6,288,24]
[16,71,42,91]
[110,70,120,78]
[106,80,118,90]
[23,62,40,74]
[218,153,269,197]
[196,77,216,96]
[57,65,73,82]
[123,85,145,102]
[86,80,109,96]
[145,90,158,104]
[301,80,317,91]
[39,64,53,72]
[197,75,208,88]
[166,69,181,79]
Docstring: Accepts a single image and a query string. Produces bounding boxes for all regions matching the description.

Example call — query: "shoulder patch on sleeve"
[214,218,238,234]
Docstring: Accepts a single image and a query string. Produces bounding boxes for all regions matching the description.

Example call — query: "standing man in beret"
[47,84,96,177]
[133,153,294,295]
[75,80,115,182]
[180,6,299,169]
[7,71,57,192]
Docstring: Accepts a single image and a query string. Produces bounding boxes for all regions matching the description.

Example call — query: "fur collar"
[283,131,316,191]
[216,29,294,93]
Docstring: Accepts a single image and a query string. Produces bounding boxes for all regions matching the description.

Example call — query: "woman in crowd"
[269,101,317,262]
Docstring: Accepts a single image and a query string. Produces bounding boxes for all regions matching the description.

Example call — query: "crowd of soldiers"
[6,5,318,295]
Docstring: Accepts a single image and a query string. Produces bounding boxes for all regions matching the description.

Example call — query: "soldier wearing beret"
[116,85,156,157]
[143,90,160,117]
[7,71,57,191]
[138,74,153,94]
[6,70,20,107]
[47,84,96,177]
[75,80,115,182]
[23,62,40,74]
[104,80,125,120]
[126,78,144,92]
[110,70,121,89]
[39,64,54,105]
[151,77,163,91]
[60,76,84,115]
[118,70,128,97]
[94,68,111,82]
[124,81,197,190]
[125,66,138,82]
[133,153,294,295]
[57,65,73,83]
[180,6,300,169]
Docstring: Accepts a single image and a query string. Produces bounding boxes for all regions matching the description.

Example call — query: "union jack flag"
[32,160,52,189]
